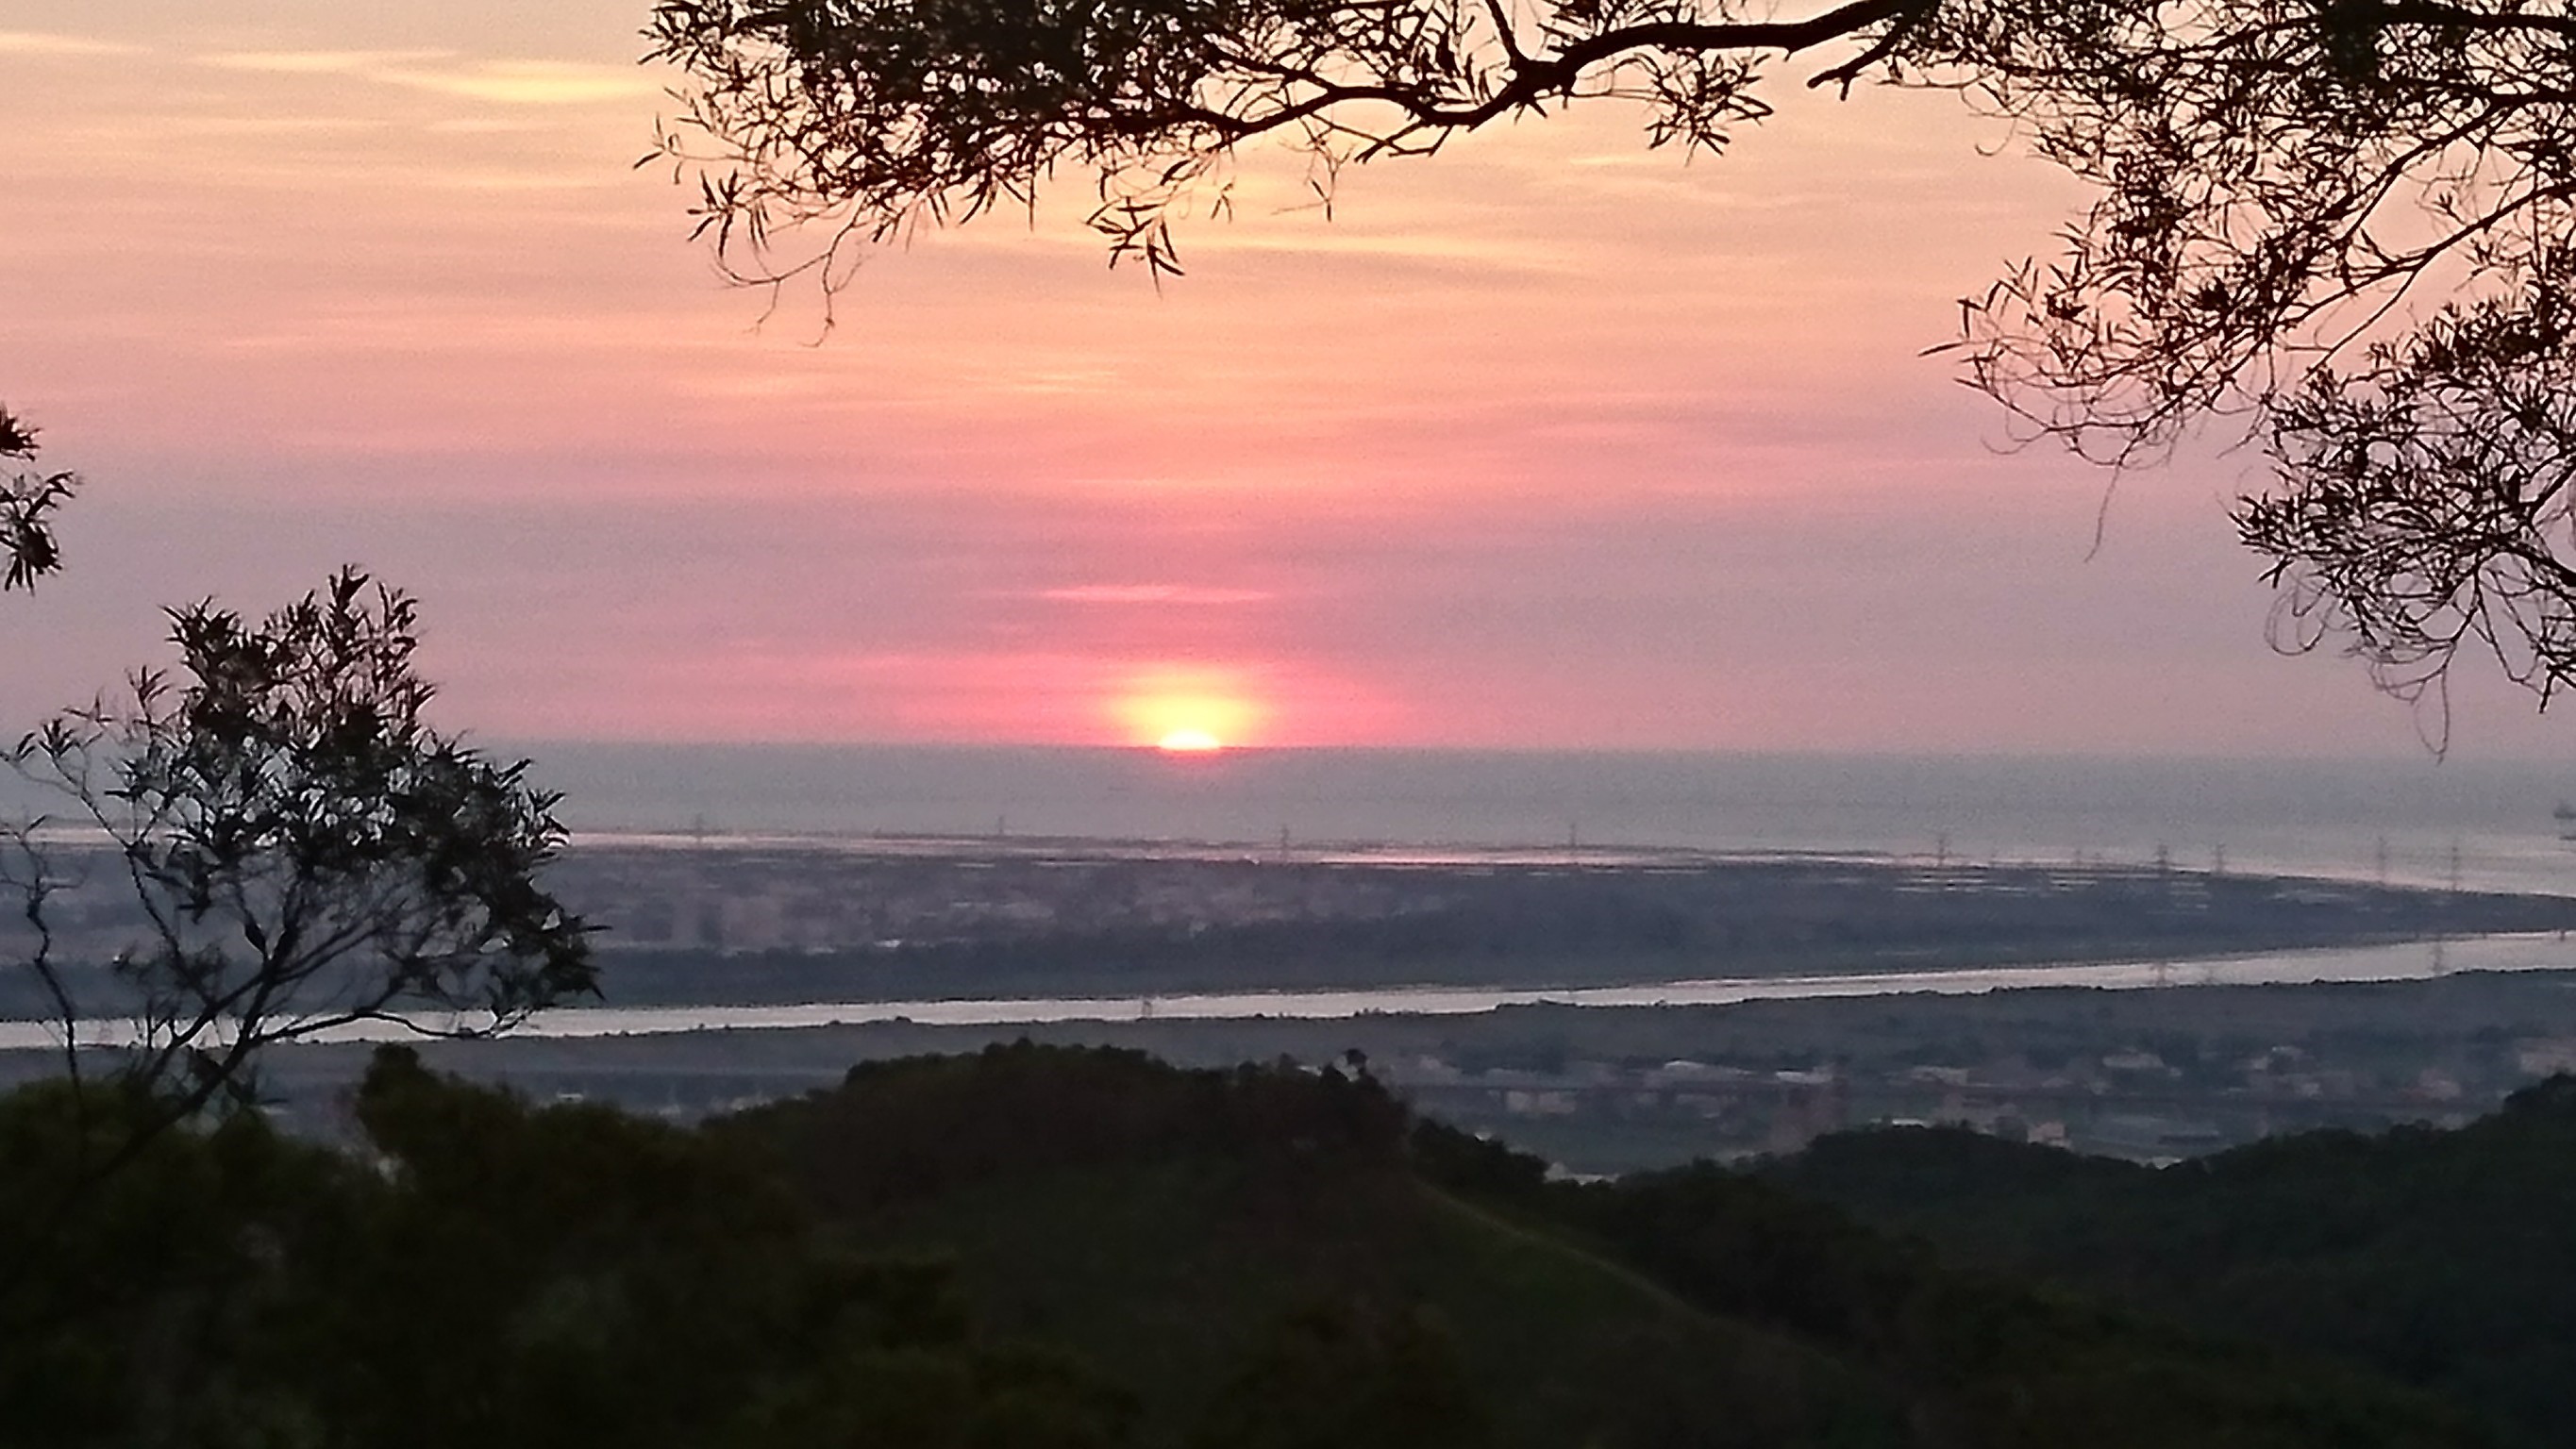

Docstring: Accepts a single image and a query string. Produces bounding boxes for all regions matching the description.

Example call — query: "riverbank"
[30,963,2562,1171]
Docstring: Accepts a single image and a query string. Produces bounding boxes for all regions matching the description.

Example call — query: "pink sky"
[2,2,2565,756]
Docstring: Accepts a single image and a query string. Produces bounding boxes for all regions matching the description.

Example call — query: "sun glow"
[1115,666,1263,750]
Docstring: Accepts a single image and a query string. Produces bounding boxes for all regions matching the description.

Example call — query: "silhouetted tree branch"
[644,0,1921,285]
[0,406,75,593]
[646,0,2576,726]
[4,568,596,1186]
[2240,256,2576,740]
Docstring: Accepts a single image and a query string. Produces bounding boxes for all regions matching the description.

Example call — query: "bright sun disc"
[1157,729,1223,753]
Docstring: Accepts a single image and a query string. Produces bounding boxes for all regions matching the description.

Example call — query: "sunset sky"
[3,1,2566,757]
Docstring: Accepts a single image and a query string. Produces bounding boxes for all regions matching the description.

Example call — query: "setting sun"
[1112,666,1264,750]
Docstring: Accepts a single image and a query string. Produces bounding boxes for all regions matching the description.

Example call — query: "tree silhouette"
[645,0,2576,728]
[5,568,595,1134]
[0,1049,1142,1447]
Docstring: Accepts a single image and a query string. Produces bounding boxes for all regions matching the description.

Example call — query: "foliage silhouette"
[1766,1073,2576,1446]
[0,1039,2527,1446]
[719,1041,2487,1448]
[0,1048,1138,1449]
[1188,1296,1494,1449]
[0,569,595,1267]
[645,0,2576,725]
[0,404,75,593]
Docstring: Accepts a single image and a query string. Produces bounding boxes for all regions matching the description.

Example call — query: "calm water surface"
[518,745,2576,896]
[8,934,2563,1051]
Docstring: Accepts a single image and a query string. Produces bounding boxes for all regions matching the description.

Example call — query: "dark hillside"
[0,1057,1140,1449]
[716,1042,1899,1449]
[1420,1126,2491,1449]
[0,1041,2512,1447]
[722,1042,2491,1449]
[1767,1077,2576,1445]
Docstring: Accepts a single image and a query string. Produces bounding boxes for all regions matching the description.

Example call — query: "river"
[7,931,2568,1052]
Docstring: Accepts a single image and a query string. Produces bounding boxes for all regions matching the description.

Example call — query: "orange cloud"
[0,31,142,58]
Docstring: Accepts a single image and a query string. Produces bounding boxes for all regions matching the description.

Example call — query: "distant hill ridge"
[1767,1073,2576,1446]
[720,1041,2495,1448]
[0,1039,2526,1447]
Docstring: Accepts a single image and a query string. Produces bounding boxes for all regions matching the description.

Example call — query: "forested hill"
[0,1042,2511,1447]
[1765,1075,2576,1446]
[718,1043,2485,1449]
